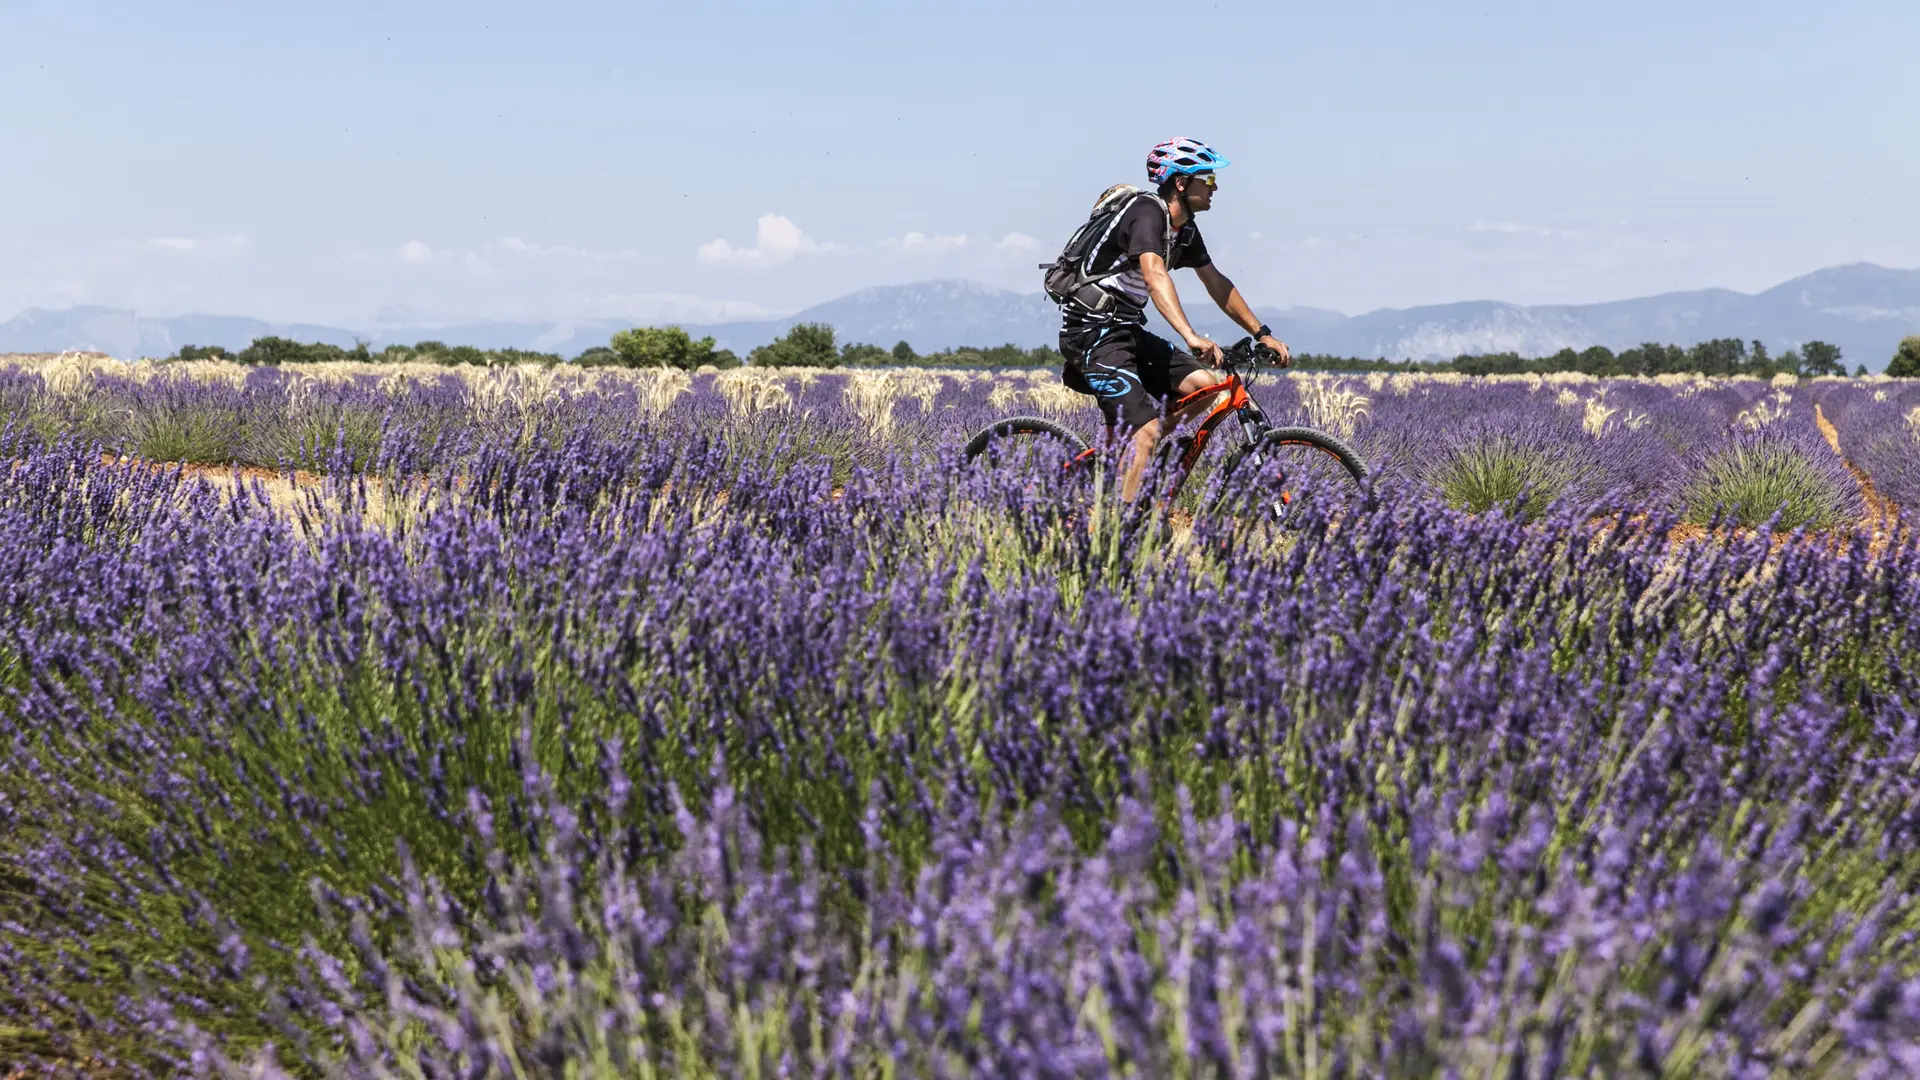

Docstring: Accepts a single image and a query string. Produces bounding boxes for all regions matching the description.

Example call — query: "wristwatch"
[1254,324,1273,340]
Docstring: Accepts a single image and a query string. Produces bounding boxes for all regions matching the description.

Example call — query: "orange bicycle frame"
[1160,372,1251,499]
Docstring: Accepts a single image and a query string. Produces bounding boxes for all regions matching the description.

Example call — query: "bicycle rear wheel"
[962,416,1095,471]
[1211,426,1368,529]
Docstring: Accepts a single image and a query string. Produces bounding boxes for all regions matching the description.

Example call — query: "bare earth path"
[1814,402,1900,545]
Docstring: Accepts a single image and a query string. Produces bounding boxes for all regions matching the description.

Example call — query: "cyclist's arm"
[1141,253,1221,361]
[1195,263,1264,336]
[1197,263,1292,366]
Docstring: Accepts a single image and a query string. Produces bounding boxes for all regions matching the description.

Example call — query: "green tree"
[236,336,330,365]
[749,322,838,368]
[1890,336,1920,378]
[171,344,233,362]
[609,326,719,369]
[488,347,564,366]
[1577,345,1618,375]
[891,340,917,363]
[1802,340,1844,377]
[1687,338,1746,376]
[839,342,891,366]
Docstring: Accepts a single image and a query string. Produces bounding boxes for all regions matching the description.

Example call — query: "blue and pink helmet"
[1147,137,1230,185]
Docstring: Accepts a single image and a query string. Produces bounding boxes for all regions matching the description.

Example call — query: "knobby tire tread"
[962,416,1091,462]
[1214,426,1369,521]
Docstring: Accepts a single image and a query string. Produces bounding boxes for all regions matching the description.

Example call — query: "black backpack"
[1039,185,1173,315]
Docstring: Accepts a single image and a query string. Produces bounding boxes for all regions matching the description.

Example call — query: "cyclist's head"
[1163,169,1217,212]
[1147,137,1229,205]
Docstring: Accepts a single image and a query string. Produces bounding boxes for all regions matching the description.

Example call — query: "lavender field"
[4,355,1920,1077]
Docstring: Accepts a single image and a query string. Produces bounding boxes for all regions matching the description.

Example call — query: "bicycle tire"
[1212,425,1368,524]
[962,416,1093,464]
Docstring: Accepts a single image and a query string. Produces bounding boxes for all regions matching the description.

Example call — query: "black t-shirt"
[1062,196,1211,330]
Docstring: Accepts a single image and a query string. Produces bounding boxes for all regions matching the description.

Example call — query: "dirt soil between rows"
[1814,403,1900,547]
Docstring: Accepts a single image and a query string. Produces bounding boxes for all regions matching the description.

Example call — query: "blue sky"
[3,0,1916,326]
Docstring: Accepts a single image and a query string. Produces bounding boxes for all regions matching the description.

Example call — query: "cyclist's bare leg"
[1118,368,1226,501]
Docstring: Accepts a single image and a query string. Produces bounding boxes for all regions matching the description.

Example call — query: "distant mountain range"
[6,263,1919,370]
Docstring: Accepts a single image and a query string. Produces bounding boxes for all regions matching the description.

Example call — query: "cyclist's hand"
[1186,336,1226,366]
[1258,335,1293,368]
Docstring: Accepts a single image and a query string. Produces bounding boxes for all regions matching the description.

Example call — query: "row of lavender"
[6,358,1908,528]
[3,409,1920,1074]
[1809,380,1920,514]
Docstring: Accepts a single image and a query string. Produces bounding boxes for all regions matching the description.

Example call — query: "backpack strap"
[1077,190,1173,282]
[1040,185,1179,312]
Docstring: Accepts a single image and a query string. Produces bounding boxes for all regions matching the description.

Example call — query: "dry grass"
[1296,377,1370,440]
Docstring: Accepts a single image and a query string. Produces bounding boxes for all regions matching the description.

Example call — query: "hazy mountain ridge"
[6,264,1919,370]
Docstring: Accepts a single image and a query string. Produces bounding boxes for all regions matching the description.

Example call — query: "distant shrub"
[1680,430,1862,530]
[573,346,619,367]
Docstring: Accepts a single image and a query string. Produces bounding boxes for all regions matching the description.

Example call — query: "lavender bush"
[1814,380,1920,517]
[1,359,1917,1075]
[1676,386,1865,530]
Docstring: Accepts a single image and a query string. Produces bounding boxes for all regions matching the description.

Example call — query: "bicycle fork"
[1232,407,1297,525]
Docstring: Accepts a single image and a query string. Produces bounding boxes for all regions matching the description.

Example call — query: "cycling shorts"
[1060,324,1209,432]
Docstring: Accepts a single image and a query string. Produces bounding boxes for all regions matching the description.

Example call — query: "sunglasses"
[1189,172,1217,188]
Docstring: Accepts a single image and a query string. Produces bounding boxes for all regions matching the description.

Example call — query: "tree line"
[160,324,1065,371]
[163,325,1920,378]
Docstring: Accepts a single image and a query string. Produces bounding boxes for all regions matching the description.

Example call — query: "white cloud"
[142,233,250,253]
[493,237,638,261]
[397,239,435,264]
[697,214,836,269]
[884,231,970,255]
[994,232,1040,252]
[1469,220,1573,238]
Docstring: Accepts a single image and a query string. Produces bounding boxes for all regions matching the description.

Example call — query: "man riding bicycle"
[1053,137,1293,501]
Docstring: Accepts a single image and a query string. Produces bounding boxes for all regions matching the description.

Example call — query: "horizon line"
[3,260,1910,331]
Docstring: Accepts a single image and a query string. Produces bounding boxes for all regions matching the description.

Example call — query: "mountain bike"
[962,337,1368,528]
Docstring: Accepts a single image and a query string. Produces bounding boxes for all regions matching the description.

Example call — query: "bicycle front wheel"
[1211,426,1368,529]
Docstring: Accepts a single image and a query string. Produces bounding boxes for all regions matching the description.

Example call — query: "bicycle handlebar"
[1219,337,1287,373]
